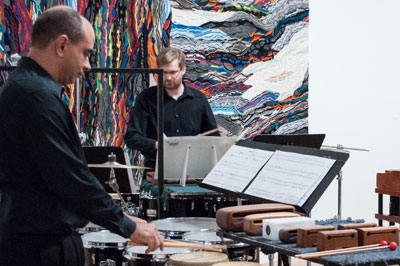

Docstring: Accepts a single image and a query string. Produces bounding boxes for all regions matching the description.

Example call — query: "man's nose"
[83,59,91,72]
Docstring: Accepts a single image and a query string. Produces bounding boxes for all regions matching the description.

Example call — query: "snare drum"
[182,230,256,262]
[169,252,229,266]
[81,230,128,266]
[151,217,219,239]
[124,246,192,266]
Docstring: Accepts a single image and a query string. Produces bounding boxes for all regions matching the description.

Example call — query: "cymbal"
[88,161,151,169]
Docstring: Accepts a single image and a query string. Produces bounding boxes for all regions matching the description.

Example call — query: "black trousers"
[0,232,84,266]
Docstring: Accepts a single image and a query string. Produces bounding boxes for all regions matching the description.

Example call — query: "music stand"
[83,146,135,193]
[252,134,326,149]
[155,136,236,186]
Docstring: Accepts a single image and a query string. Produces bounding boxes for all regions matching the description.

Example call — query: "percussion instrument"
[78,221,105,235]
[88,161,150,169]
[296,225,335,247]
[216,203,295,232]
[81,230,128,266]
[182,229,256,262]
[124,246,192,266]
[151,217,219,239]
[244,212,300,236]
[169,252,229,266]
[317,229,358,251]
[337,222,377,230]
[139,194,240,221]
[263,216,315,241]
[212,262,263,266]
[358,226,399,246]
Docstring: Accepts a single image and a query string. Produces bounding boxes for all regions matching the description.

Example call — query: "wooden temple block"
[296,225,335,248]
[317,229,358,251]
[376,170,400,192]
[243,212,300,235]
[279,227,299,244]
[264,216,315,241]
[216,203,295,232]
[337,223,377,230]
[358,226,399,246]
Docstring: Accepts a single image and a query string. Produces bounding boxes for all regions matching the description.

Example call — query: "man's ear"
[54,34,69,57]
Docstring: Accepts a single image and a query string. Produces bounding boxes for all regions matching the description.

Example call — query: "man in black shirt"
[125,47,218,173]
[0,6,163,266]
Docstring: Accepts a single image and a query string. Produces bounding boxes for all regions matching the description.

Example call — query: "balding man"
[0,6,163,266]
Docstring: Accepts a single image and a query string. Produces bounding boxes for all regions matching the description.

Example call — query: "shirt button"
[176,114,179,118]
[176,129,180,133]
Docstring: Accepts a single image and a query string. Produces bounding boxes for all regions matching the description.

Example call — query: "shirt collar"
[19,56,63,96]
[165,83,194,100]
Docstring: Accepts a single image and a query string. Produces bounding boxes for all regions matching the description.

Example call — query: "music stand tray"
[252,134,326,149]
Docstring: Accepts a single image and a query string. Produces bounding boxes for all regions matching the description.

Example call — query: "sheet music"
[202,145,274,192]
[245,150,335,206]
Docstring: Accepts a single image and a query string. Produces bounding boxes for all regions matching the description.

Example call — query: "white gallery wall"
[309,0,400,222]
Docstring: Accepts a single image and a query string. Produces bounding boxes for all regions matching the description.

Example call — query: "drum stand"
[106,153,138,216]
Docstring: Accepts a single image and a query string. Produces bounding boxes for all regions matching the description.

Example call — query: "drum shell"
[182,230,256,262]
[124,246,193,266]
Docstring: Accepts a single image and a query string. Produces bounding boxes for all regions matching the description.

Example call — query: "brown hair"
[31,6,83,48]
[156,47,186,69]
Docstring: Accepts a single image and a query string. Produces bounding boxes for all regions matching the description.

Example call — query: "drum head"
[169,251,229,266]
[182,230,234,245]
[82,231,128,249]
[151,217,219,233]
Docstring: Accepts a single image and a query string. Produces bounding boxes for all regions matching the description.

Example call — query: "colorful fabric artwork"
[0,0,308,148]
[171,0,309,138]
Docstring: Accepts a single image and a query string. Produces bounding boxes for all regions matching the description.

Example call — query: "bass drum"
[151,217,219,239]
[182,229,257,262]
[124,246,192,266]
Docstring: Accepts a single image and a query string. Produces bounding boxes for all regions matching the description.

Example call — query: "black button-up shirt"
[125,85,218,168]
[0,57,135,237]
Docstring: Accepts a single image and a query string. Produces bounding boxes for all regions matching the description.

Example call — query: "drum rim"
[83,240,126,250]
[182,229,235,245]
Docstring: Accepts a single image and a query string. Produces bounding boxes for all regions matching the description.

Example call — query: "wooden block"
[338,223,377,230]
[296,225,335,248]
[243,212,299,236]
[216,203,295,232]
[279,227,298,244]
[377,170,400,192]
[317,229,358,251]
[358,226,399,246]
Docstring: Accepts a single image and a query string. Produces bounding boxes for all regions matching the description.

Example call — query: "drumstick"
[197,128,219,136]
[126,239,225,253]
[295,244,388,259]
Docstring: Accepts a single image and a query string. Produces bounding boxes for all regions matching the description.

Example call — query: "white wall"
[309,0,400,222]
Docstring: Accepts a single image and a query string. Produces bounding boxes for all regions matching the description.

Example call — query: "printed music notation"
[245,150,335,205]
[202,146,335,206]
[202,145,274,193]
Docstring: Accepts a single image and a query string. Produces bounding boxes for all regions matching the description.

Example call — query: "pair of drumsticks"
[127,238,227,253]
[295,241,398,259]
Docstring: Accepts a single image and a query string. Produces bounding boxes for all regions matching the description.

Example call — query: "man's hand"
[126,215,164,253]
[155,141,158,150]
